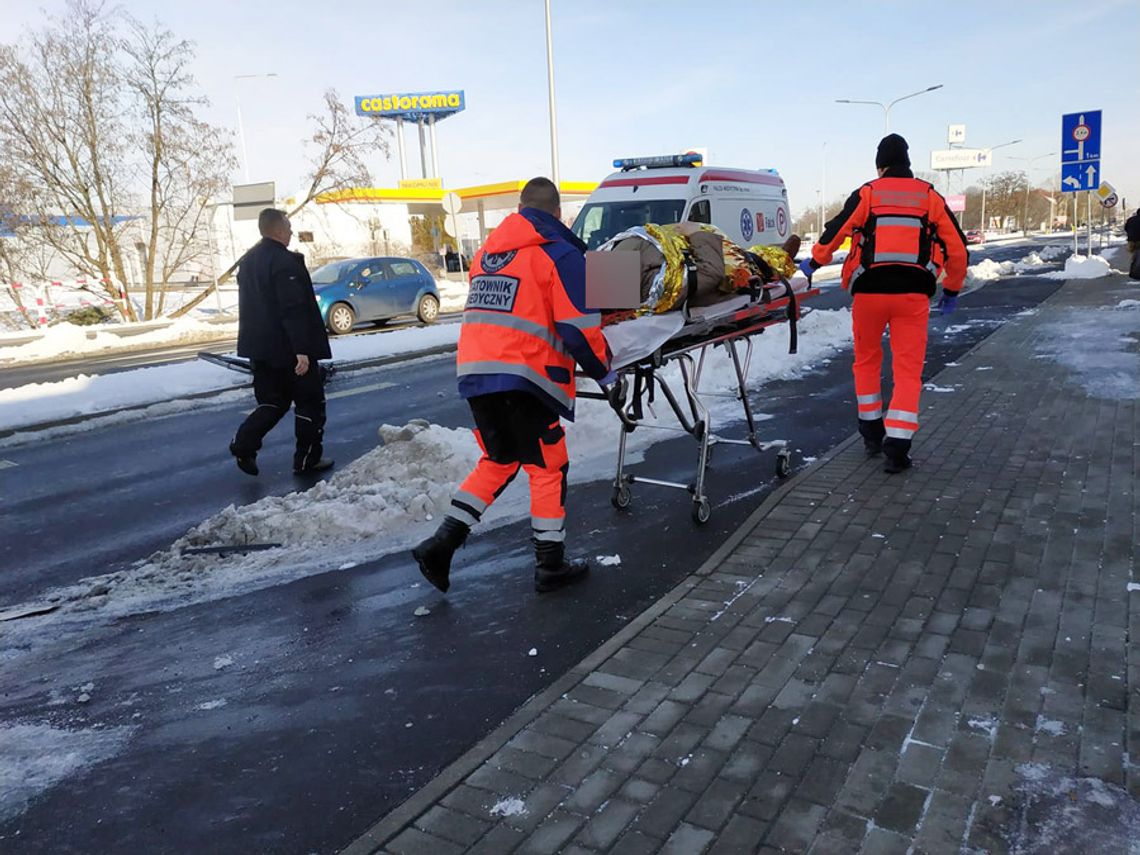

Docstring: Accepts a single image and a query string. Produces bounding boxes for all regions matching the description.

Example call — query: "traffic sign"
[1061,111,1101,163]
[1061,161,1099,192]
[441,192,462,215]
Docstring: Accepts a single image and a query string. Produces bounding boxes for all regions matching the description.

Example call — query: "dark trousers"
[232,361,326,469]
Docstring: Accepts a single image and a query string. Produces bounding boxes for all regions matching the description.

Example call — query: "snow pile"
[967,258,1016,284]
[1009,764,1140,853]
[12,421,482,628]
[1043,254,1112,280]
[0,316,238,364]
[0,722,137,822]
[489,797,527,817]
[1037,245,1068,261]
[436,278,468,313]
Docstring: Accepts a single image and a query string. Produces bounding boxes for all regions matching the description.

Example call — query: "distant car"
[310,256,440,335]
[965,229,986,245]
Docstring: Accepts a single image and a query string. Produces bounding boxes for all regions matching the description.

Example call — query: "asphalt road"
[0,267,1065,853]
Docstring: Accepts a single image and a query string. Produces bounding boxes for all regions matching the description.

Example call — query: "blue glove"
[938,294,958,315]
[599,369,618,386]
[797,258,815,282]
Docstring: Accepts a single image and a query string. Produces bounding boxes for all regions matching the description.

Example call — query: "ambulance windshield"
[572,200,686,249]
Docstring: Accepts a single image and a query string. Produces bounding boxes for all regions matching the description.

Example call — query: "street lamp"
[544,0,560,186]
[978,139,1021,233]
[836,84,943,132]
[234,73,278,183]
[1009,152,1057,234]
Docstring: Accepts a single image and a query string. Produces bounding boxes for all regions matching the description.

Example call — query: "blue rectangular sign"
[1061,110,1101,164]
[1061,161,1100,193]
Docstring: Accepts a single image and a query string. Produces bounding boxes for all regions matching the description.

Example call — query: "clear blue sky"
[4,0,1139,216]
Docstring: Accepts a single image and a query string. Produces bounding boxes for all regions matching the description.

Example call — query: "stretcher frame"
[582,280,819,524]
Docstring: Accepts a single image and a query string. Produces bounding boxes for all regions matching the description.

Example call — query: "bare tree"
[172,89,391,317]
[122,19,233,318]
[0,0,233,321]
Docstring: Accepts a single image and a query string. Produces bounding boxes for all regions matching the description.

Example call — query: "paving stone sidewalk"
[346,275,1139,855]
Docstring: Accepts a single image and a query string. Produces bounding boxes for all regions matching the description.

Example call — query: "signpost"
[1060,110,1102,255]
[232,181,275,222]
[441,192,464,272]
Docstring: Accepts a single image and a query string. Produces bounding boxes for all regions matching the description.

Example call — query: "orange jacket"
[457,207,611,420]
[811,171,969,296]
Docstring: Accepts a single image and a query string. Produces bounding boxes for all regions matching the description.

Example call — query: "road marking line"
[327,381,396,401]
[0,459,17,469]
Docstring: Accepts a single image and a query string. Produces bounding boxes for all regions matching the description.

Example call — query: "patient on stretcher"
[597,223,804,325]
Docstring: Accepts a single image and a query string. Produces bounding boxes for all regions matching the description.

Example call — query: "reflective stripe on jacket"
[457,207,611,420]
[812,170,969,297]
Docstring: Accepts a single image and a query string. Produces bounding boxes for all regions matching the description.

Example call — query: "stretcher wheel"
[691,498,711,525]
[612,484,632,510]
[775,450,791,479]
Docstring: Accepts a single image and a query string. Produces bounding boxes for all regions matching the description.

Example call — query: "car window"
[571,200,686,249]
[687,200,711,223]
[311,260,354,284]
[387,260,419,277]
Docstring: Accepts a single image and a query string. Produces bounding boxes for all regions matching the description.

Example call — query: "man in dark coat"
[1125,208,1140,280]
[229,208,334,476]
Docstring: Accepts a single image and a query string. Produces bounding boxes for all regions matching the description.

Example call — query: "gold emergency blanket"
[599,225,799,325]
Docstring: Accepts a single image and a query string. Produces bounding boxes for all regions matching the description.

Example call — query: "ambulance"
[571,154,792,250]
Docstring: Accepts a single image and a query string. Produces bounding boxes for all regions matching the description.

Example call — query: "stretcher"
[580,275,818,524]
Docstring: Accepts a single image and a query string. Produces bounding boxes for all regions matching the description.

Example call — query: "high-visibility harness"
[846,178,941,291]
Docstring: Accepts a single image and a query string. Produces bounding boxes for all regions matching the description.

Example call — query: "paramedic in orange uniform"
[799,134,969,473]
[412,177,613,594]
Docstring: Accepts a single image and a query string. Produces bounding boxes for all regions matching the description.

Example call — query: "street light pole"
[977,139,1021,234]
[836,84,943,133]
[1009,152,1057,234]
[234,73,278,183]
[544,0,560,187]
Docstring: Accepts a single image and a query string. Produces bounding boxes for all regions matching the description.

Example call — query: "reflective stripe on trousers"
[851,293,929,438]
[450,419,570,532]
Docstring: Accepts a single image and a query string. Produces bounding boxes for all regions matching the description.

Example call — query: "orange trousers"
[447,393,570,543]
[851,293,929,441]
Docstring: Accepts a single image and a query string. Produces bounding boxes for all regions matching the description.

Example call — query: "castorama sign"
[354,91,466,121]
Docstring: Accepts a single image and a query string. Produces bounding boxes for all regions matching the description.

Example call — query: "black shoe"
[229,442,258,476]
[294,458,335,475]
[883,454,912,474]
[412,517,470,593]
[535,558,590,593]
[859,418,885,457]
[882,437,912,474]
[533,539,590,593]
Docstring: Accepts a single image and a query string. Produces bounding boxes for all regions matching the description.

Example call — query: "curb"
[0,343,458,441]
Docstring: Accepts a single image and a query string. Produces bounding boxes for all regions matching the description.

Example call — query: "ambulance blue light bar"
[613,154,702,171]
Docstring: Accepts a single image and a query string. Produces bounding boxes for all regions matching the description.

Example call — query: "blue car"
[310,256,440,335]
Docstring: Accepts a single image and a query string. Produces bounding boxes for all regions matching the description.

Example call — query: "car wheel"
[417,293,440,324]
[327,302,355,335]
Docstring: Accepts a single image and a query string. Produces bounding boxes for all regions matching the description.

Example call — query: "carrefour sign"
[354,91,466,119]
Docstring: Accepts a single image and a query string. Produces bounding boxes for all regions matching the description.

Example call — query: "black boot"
[883,437,912,474]
[534,540,589,593]
[412,517,469,592]
[859,418,885,457]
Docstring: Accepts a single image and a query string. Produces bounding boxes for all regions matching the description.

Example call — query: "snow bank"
[0,722,137,822]
[0,309,853,639]
[0,317,238,364]
[967,258,1015,284]
[0,322,462,434]
[1042,254,1112,280]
